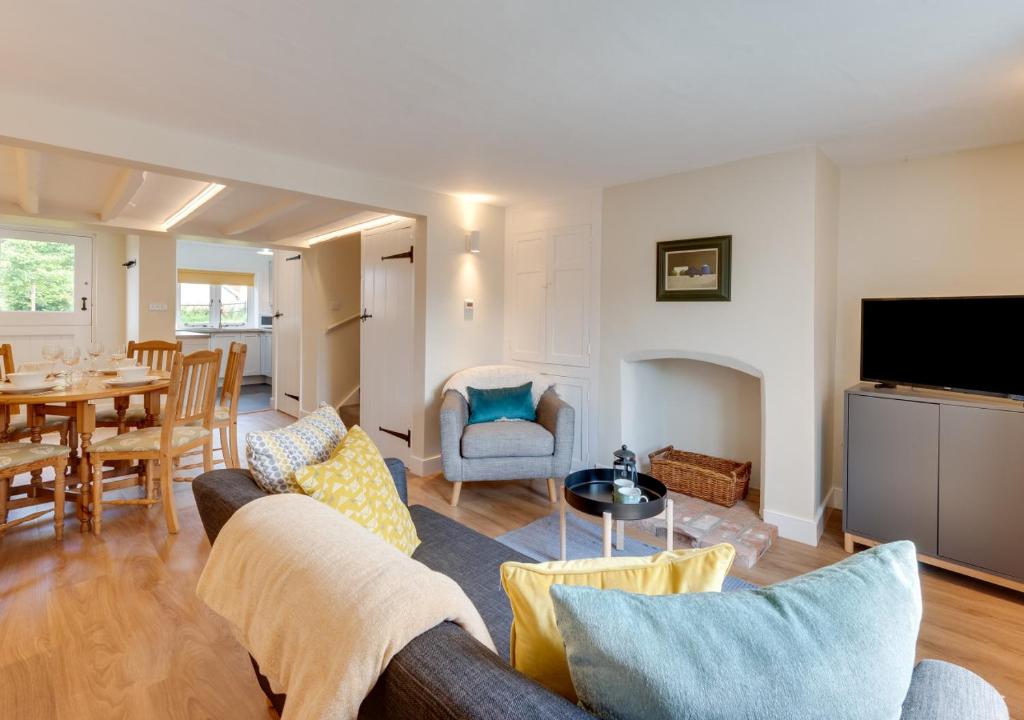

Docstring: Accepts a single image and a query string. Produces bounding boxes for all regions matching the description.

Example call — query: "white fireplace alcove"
[620,349,765,508]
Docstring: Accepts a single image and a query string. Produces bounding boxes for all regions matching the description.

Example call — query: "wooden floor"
[1,409,1022,718]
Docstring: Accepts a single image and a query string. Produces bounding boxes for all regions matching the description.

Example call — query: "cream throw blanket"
[197,493,496,720]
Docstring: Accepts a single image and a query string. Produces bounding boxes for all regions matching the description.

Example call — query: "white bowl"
[116,365,149,380]
[7,371,47,387]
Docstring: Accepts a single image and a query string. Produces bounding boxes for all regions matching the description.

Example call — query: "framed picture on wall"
[656,235,731,302]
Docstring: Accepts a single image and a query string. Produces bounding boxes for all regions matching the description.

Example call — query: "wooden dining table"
[0,372,170,531]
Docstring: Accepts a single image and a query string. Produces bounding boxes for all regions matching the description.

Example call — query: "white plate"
[0,380,61,394]
[103,376,162,388]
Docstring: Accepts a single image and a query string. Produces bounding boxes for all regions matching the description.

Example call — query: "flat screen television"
[860,296,1024,398]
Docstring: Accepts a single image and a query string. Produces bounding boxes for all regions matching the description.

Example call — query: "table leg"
[143,389,161,428]
[28,405,43,496]
[75,402,96,532]
[602,511,612,558]
[615,519,625,551]
[666,498,674,551]
[559,488,567,561]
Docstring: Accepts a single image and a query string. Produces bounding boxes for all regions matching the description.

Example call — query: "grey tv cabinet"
[843,383,1024,592]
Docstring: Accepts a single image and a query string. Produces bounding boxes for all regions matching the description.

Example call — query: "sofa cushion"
[295,426,420,555]
[501,546,736,701]
[462,421,554,459]
[550,541,923,720]
[246,404,346,493]
[409,504,531,661]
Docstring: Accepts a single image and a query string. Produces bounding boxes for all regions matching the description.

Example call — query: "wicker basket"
[647,446,752,507]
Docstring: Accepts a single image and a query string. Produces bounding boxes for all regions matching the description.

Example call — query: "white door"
[242,334,261,376]
[509,231,547,362]
[274,251,302,417]
[360,221,415,464]
[545,225,591,367]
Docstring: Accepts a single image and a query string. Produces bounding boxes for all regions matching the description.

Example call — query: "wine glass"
[41,343,62,376]
[63,345,82,386]
[110,344,127,363]
[87,341,104,372]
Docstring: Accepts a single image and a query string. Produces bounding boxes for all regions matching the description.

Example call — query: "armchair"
[440,387,575,506]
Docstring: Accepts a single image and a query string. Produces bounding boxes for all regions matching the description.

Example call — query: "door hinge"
[359,308,373,322]
[284,393,299,401]
[379,426,411,447]
[382,245,414,263]
[285,254,301,262]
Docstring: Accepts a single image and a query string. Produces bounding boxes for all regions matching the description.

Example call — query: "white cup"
[612,478,635,494]
[7,371,46,387]
[116,365,149,380]
[614,486,649,504]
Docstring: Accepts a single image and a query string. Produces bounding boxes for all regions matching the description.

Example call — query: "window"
[0,226,92,326]
[176,269,254,328]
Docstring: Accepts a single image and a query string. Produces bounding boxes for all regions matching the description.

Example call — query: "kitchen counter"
[176,328,271,338]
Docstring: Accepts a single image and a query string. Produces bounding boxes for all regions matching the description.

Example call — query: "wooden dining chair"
[0,442,70,540]
[0,343,72,445]
[86,349,220,535]
[95,339,184,432]
[181,341,246,470]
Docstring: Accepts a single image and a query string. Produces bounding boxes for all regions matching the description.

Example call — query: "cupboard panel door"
[939,405,1024,579]
[845,395,938,554]
[545,225,590,367]
[242,335,261,376]
[509,232,547,362]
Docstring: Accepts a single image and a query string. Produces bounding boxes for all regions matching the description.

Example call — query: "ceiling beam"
[220,197,307,236]
[13,148,42,214]
[98,168,146,221]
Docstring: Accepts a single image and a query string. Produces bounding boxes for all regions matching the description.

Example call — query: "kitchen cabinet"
[260,332,272,376]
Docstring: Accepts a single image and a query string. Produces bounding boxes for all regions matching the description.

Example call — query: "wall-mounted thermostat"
[464,299,475,311]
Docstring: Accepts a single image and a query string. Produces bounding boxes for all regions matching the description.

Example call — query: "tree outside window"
[0,238,75,312]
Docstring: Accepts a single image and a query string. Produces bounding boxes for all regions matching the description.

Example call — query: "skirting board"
[408,454,441,477]
[763,485,839,547]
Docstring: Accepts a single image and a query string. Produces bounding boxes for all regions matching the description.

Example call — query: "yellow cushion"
[0,441,70,470]
[500,544,735,700]
[88,426,210,453]
[294,425,420,555]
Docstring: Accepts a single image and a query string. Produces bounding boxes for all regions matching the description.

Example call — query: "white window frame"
[176,282,255,329]
[0,225,93,327]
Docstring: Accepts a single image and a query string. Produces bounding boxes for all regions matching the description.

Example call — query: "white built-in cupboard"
[180,330,270,379]
[505,192,601,470]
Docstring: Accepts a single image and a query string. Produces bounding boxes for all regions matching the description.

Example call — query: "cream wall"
[135,234,177,342]
[601,148,832,544]
[0,91,505,473]
[831,141,1024,502]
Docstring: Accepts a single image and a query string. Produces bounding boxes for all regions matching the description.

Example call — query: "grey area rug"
[496,512,756,592]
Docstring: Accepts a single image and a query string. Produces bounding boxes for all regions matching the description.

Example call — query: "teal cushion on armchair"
[550,541,923,720]
[467,382,536,424]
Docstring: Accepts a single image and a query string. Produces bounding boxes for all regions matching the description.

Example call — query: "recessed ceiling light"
[307,215,405,245]
[160,182,226,231]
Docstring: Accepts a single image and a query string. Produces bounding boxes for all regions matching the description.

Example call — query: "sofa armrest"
[193,459,410,545]
[440,390,469,481]
[900,660,1008,720]
[536,388,575,475]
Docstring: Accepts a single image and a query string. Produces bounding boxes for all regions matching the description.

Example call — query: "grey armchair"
[440,387,575,506]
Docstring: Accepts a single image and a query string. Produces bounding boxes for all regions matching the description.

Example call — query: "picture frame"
[656,235,731,302]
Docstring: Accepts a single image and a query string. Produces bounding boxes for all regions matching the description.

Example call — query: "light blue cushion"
[467,382,536,424]
[550,541,923,720]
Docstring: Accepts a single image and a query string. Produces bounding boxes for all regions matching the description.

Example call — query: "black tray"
[563,468,667,521]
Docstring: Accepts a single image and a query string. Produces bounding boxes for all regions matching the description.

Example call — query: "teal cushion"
[467,382,536,424]
[550,541,922,720]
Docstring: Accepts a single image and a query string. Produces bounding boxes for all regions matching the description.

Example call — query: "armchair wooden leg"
[450,481,462,507]
[546,478,558,504]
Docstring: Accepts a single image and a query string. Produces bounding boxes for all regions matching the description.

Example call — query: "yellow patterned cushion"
[500,545,736,700]
[88,426,209,453]
[95,405,148,424]
[0,442,71,470]
[294,425,420,555]
[3,415,70,435]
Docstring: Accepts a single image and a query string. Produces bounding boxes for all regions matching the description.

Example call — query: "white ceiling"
[0,143,390,246]
[2,2,1024,204]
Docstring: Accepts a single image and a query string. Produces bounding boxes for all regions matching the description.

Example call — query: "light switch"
[463,298,475,320]
[148,302,168,311]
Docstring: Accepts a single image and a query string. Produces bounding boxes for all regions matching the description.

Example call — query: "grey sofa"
[440,387,574,506]
[192,465,1009,720]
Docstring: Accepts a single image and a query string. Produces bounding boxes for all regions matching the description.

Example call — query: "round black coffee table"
[559,468,674,559]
